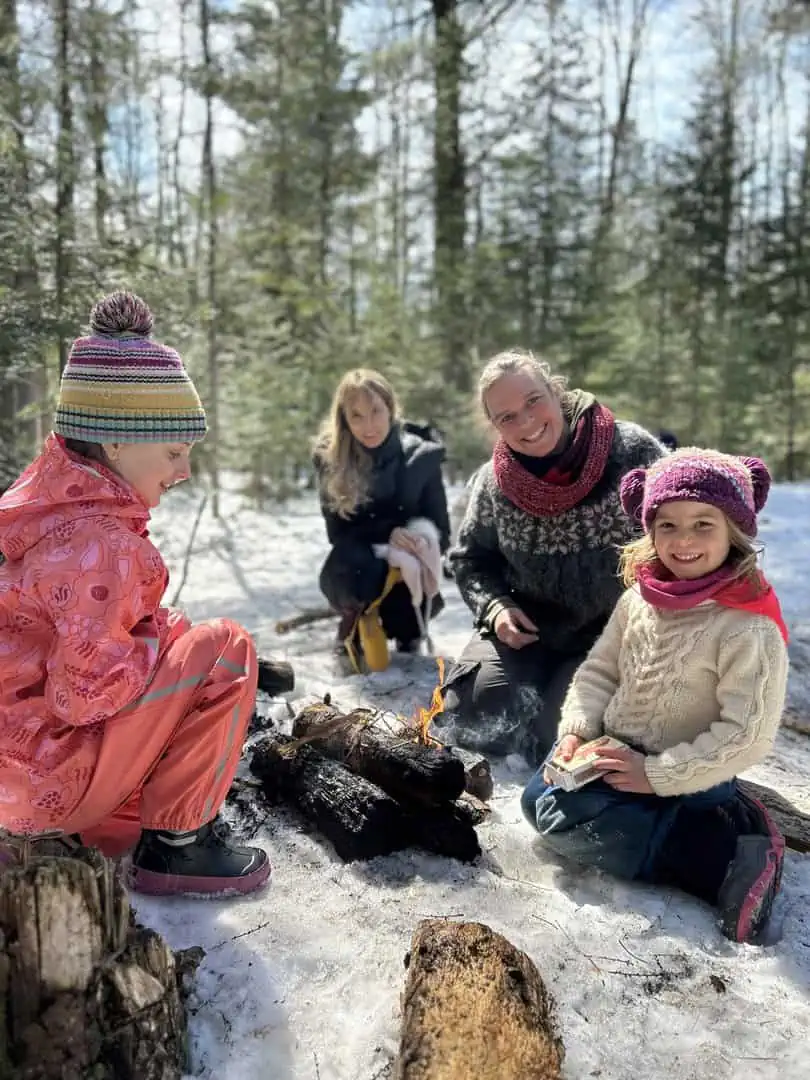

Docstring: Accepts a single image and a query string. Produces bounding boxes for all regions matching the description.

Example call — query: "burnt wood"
[251,733,414,861]
[292,704,466,809]
[250,733,480,863]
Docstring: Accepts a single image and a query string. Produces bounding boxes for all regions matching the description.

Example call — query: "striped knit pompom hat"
[54,291,207,443]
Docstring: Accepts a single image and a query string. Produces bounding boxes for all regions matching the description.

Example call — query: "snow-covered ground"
[137,479,810,1080]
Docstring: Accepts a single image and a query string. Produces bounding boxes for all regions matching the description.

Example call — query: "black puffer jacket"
[316,422,451,613]
[316,422,451,552]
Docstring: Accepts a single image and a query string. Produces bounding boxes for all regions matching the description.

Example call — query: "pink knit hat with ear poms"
[620,448,771,537]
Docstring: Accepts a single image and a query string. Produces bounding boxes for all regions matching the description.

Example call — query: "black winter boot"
[130,821,271,897]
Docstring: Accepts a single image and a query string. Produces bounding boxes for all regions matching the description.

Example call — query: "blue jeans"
[521,765,735,882]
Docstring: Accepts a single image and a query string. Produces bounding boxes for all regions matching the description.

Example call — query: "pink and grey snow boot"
[651,787,785,944]
[717,791,785,944]
[129,821,270,897]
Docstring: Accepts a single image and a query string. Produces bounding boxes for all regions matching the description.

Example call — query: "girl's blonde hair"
[478,348,568,422]
[620,513,762,590]
[314,369,398,518]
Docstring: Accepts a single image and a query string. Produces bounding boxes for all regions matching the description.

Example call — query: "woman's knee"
[443,638,508,712]
[442,664,506,723]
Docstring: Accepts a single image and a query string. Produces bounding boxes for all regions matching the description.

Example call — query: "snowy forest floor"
[133,479,810,1080]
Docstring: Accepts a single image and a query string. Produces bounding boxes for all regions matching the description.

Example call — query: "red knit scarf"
[492,402,616,516]
[637,564,789,643]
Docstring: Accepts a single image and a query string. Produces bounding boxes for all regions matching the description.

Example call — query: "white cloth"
[373,518,442,642]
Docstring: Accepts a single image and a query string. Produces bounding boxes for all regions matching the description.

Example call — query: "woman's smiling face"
[484,370,565,458]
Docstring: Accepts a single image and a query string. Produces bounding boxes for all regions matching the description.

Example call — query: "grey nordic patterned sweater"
[450,421,664,656]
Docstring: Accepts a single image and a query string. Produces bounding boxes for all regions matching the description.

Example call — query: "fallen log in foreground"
[292,704,466,809]
[0,846,199,1079]
[395,920,564,1080]
[250,734,481,863]
[738,779,810,853]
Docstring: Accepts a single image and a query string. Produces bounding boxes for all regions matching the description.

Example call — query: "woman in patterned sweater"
[439,349,663,764]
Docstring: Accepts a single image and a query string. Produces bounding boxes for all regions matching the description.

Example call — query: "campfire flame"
[414,657,445,746]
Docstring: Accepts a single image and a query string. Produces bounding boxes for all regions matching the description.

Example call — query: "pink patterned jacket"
[0,435,184,831]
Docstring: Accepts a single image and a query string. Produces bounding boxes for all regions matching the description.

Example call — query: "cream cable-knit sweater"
[557,587,789,797]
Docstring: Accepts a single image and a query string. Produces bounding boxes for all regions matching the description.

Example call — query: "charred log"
[250,734,480,864]
[451,746,494,801]
[251,734,414,861]
[409,801,481,863]
[292,704,466,809]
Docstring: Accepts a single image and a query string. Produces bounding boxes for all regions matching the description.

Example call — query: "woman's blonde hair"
[314,369,398,518]
[620,513,762,590]
[478,348,568,422]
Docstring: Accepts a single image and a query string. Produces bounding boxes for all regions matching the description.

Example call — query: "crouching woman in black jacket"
[314,369,451,671]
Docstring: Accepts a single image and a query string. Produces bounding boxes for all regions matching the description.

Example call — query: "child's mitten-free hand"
[543,734,584,784]
[592,745,653,794]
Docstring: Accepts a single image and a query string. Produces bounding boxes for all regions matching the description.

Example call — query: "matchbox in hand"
[545,735,628,792]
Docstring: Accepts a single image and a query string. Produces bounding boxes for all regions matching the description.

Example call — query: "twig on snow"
[170,491,208,605]
[532,913,603,976]
[209,918,272,952]
[618,937,653,968]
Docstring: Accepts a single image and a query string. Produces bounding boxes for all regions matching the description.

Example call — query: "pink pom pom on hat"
[619,448,771,538]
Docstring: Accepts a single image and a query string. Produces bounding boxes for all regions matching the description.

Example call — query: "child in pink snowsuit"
[0,291,270,897]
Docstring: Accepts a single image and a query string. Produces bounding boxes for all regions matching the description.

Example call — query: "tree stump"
[395,920,563,1080]
[0,846,195,1079]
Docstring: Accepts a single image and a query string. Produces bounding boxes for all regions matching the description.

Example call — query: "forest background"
[2,0,809,510]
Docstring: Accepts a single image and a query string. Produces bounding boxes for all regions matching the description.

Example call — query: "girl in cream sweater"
[521,448,789,944]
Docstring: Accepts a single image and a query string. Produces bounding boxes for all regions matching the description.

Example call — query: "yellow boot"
[356,610,389,672]
[344,567,402,674]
